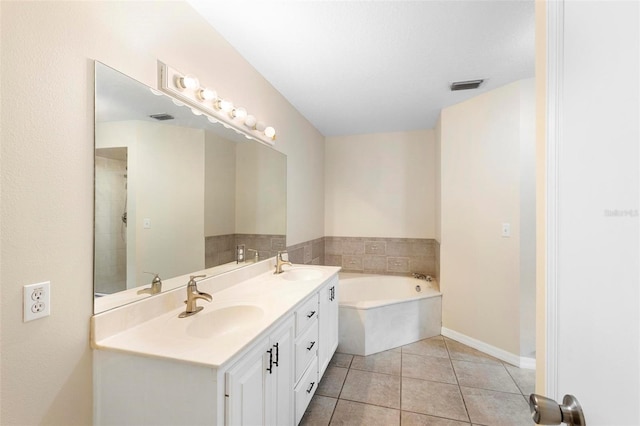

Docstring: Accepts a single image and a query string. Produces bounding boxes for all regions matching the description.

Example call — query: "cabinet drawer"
[295,293,319,336]
[295,319,318,382]
[294,356,318,425]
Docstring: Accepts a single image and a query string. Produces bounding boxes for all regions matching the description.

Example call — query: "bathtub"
[337,272,442,356]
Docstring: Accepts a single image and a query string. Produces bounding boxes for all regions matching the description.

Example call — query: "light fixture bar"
[157,61,276,146]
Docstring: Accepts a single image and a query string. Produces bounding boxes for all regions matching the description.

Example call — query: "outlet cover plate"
[24,281,51,322]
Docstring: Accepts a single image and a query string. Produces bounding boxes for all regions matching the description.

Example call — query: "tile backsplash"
[325,236,438,279]
[285,236,439,281]
[286,237,325,266]
[205,234,285,268]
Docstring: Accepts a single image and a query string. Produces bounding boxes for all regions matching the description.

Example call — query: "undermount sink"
[180,305,264,339]
[280,268,323,281]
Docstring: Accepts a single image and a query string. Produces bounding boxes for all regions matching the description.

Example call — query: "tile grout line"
[327,355,352,424]
[501,360,528,397]
[324,338,532,425]
[444,336,472,424]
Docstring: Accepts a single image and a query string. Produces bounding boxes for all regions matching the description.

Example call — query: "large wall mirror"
[94,62,286,314]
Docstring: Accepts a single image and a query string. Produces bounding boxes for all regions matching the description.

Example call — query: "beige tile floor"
[300,336,535,426]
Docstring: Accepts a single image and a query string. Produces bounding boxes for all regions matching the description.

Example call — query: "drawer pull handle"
[266,348,273,374]
[273,343,279,367]
[307,310,316,319]
[307,341,316,351]
[306,382,315,393]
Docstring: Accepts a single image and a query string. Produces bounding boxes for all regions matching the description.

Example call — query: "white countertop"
[92,264,340,369]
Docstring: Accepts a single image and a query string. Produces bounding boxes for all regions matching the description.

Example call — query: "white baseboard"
[441,327,536,370]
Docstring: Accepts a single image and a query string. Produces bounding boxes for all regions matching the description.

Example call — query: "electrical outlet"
[24,281,50,322]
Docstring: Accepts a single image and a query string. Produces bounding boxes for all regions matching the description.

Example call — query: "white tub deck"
[337,273,442,356]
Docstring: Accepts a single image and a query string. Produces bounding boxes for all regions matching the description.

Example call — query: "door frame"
[543,0,563,401]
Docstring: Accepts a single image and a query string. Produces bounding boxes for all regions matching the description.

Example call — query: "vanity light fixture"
[217,99,234,114]
[176,74,199,90]
[198,87,217,102]
[231,107,247,122]
[158,61,277,146]
[264,126,276,140]
[245,115,257,129]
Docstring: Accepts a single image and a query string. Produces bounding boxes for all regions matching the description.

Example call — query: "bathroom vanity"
[92,261,339,425]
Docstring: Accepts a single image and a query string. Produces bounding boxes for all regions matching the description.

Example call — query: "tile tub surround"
[205,233,285,268]
[287,237,325,265]
[325,237,438,279]
[300,336,535,426]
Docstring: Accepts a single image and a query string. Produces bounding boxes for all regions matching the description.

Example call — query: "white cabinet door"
[227,317,295,426]
[226,338,269,426]
[266,317,295,426]
[318,275,339,377]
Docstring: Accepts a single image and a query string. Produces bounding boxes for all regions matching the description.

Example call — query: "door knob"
[529,394,586,426]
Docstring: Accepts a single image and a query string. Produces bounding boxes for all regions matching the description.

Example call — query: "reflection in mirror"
[94,62,286,314]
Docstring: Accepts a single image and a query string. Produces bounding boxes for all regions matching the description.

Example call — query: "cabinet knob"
[307,341,316,351]
[306,382,315,394]
[307,310,316,319]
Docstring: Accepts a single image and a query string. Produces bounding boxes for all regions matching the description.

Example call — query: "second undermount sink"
[184,305,264,339]
[280,268,323,281]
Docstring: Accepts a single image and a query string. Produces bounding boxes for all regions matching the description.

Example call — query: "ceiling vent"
[450,79,484,91]
[149,113,174,121]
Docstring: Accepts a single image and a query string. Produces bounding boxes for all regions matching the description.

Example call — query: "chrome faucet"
[412,273,433,282]
[137,272,162,295]
[179,275,212,318]
[274,251,292,274]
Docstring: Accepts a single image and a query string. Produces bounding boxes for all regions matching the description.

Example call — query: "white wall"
[440,79,535,357]
[134,121,205,287]
[236,141,287,235]
[0,2,325,424]
[204,131,236,236]
[325,130,436,238]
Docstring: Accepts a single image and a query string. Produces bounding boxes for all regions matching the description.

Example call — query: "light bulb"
[190,108,203,116]
[220,99,234,113]
[245,115,257,128]
[176,74,199,90]
[264,126,276,140]
[232,107,247,122]
[255,122,266,132]
[198,88,217,102]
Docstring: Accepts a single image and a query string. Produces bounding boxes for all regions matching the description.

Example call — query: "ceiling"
[187,1,535,137]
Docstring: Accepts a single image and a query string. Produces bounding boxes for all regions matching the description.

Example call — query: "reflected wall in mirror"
[94,62,286,314]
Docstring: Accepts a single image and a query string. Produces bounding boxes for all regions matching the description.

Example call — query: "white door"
[545,1,639,424]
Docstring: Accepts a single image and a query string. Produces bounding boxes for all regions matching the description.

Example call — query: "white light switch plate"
[24,281,51,321]
[501,223,511,238]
